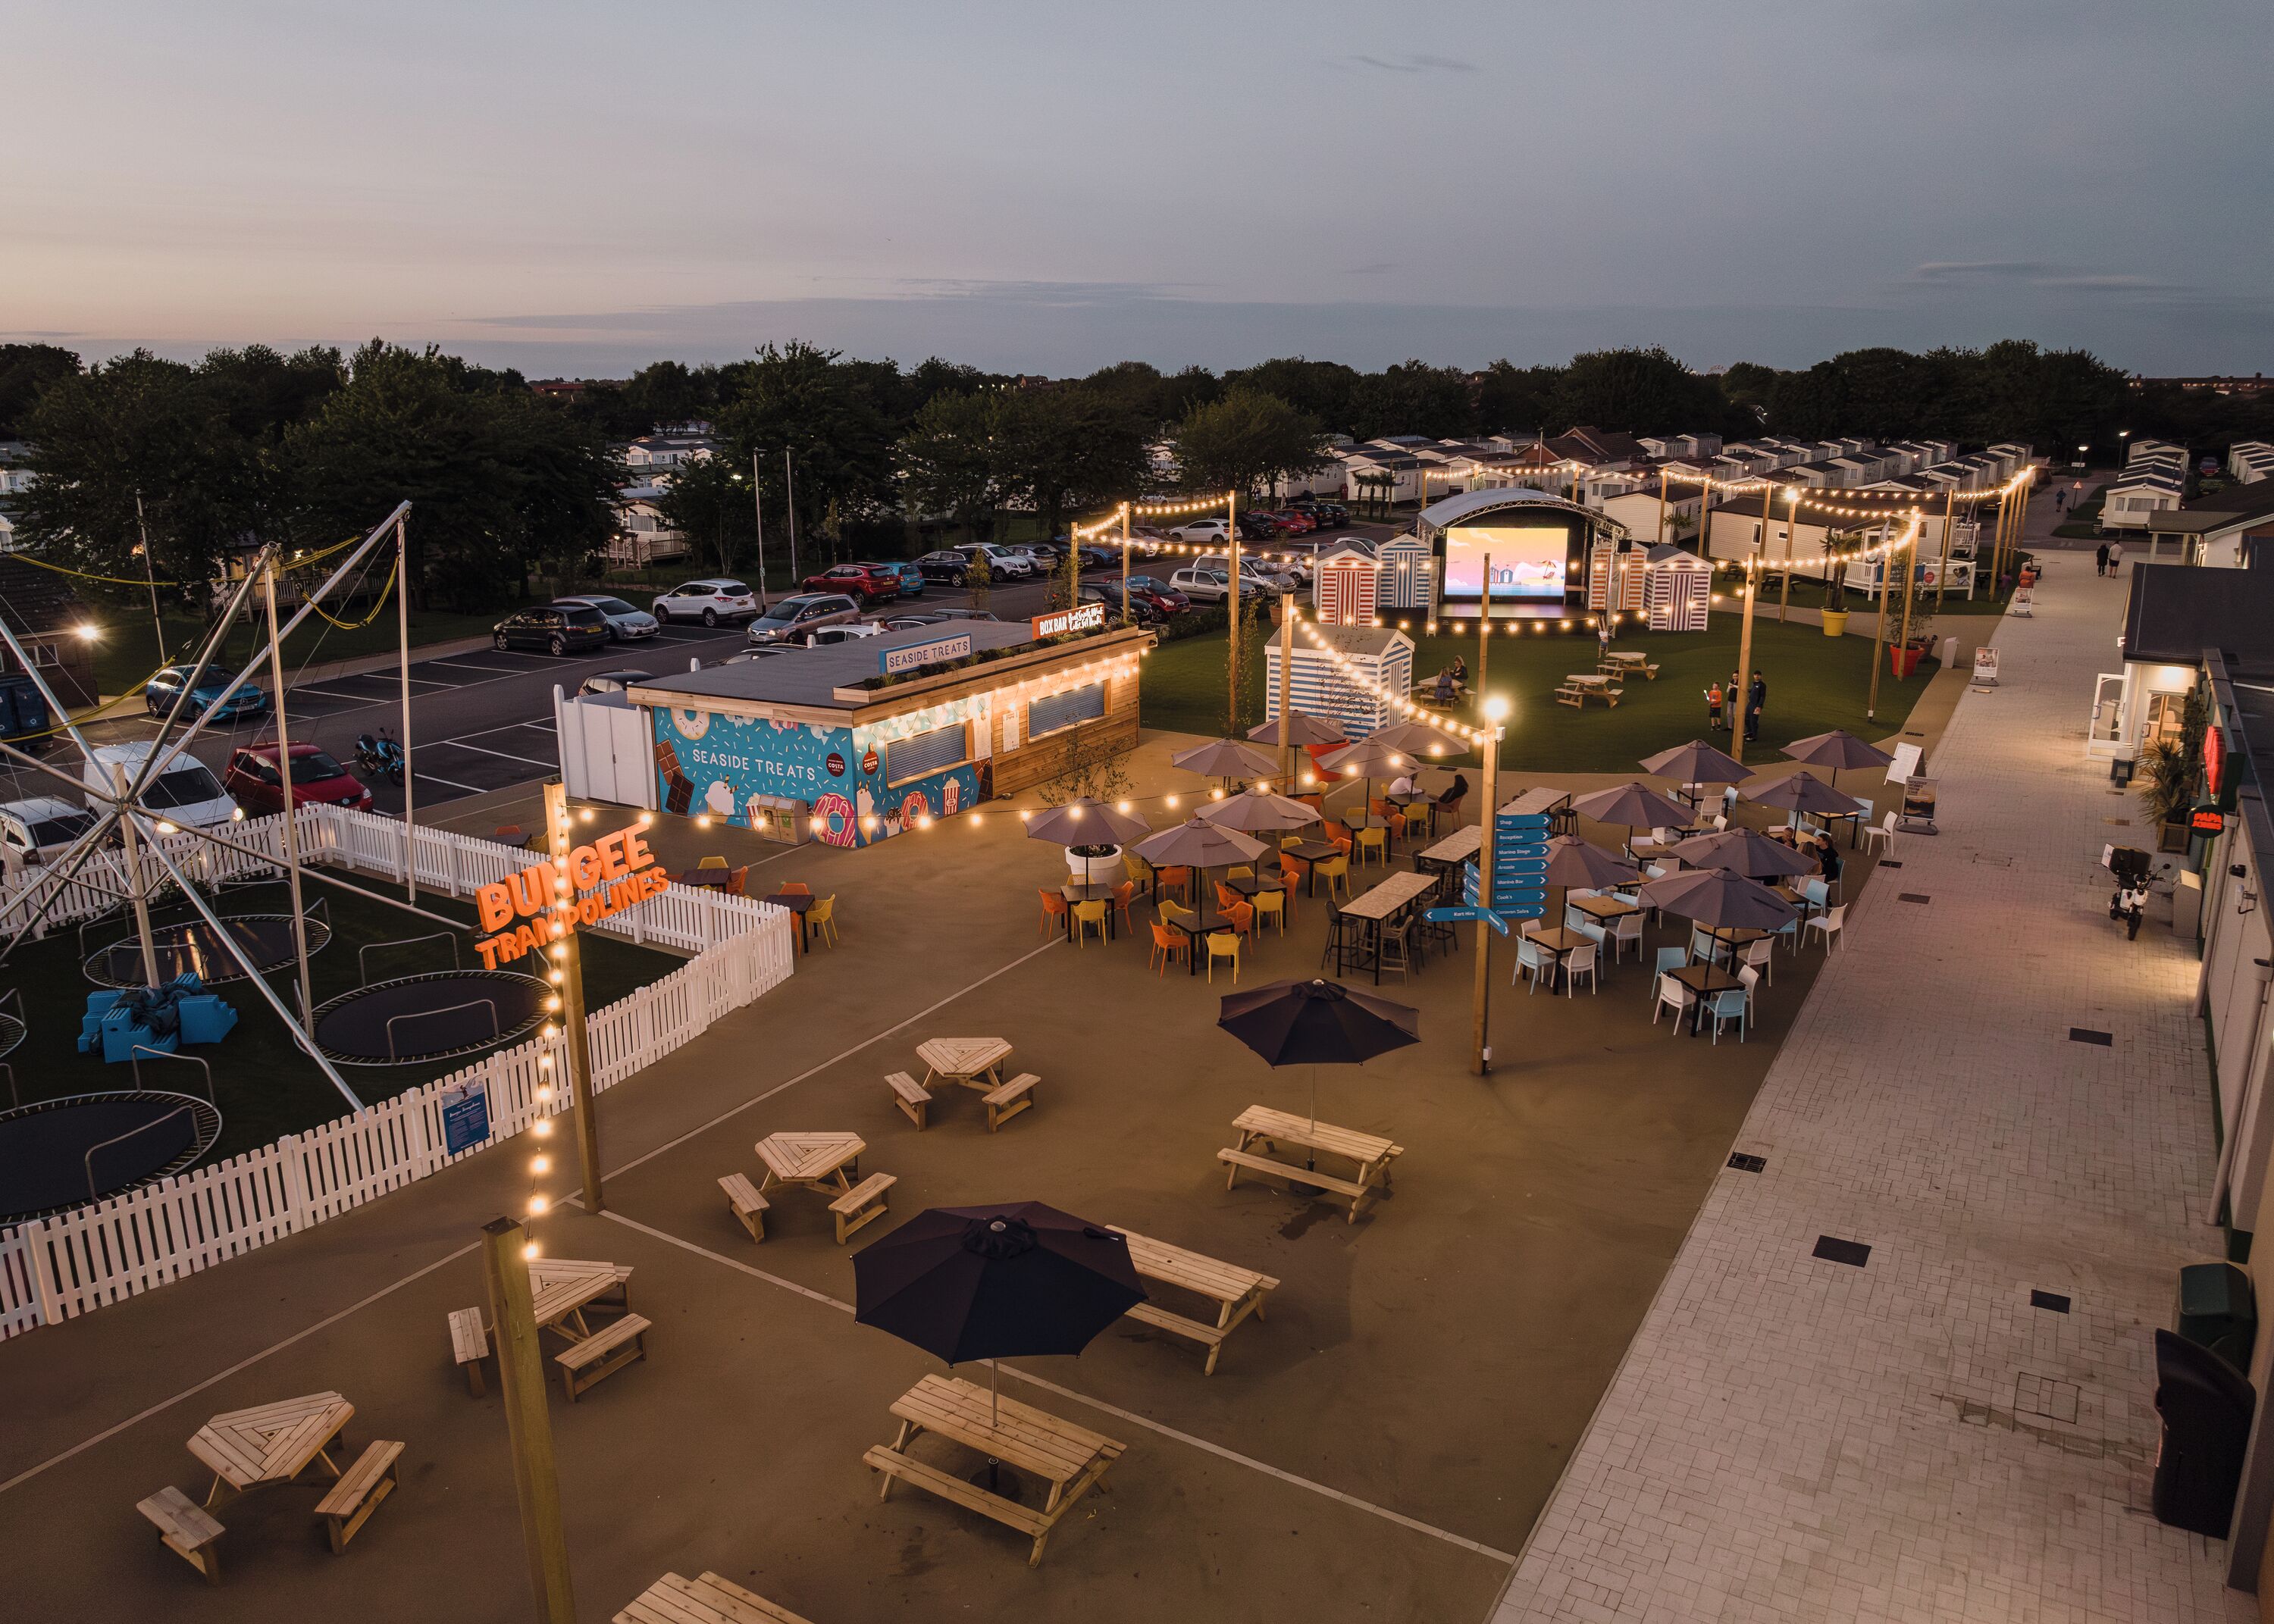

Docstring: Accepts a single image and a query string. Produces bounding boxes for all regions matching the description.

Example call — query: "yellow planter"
[1821,610,1850,637]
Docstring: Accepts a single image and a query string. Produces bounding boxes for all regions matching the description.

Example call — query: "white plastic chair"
[1611,911,1645,964]
[1806,903,1847,953]
[1565,940,1599,997]
[1514,936,1550,992]
[1740,936,1774,986]
[1519,916,1544,938]
[1860,812,1897,858]
[1652,972,1696,1029]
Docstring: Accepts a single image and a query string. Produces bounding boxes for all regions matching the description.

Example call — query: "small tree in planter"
[1035,725,1135,881]
[2138,738,2196,852]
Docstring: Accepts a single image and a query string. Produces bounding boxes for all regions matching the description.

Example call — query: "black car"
[1295,500,1348,529]
[1235,514,1278,541]
[1076,581,1163,625]
[493,603,609,655]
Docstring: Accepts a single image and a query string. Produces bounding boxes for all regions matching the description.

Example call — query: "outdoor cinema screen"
[1442,518,1575,607]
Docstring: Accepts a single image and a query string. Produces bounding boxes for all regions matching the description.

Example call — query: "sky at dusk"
[9,0,2269,377]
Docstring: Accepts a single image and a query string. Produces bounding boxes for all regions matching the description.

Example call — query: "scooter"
[353,731,406,787]
[2111,884,2147,940]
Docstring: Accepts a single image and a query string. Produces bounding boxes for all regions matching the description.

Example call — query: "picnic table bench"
[828,1172,896,1243]
[884,1069,932,1128]
[1219,1105,1402,1223]
[137,1485,225,1584]
[1555,674,1624,708]
[719,1172,770,1241]
[557,1313,651,1401]
[449,1306,493,1394]
[315,1439,403,1552]
[1108,1225,1280,1375]
[865,1373,1124,1566]
[615,1570,816,1624]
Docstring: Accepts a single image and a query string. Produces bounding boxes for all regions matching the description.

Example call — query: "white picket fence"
[0,808,794,1338]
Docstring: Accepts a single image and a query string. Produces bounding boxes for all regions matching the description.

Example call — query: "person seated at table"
[1813,831,1843,882]
[1450,656,1469,694]
[1389,770,1414,798]
[1437,771,1470,821]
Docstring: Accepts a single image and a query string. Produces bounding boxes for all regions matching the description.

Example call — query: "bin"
[2177,1262,2255,1369]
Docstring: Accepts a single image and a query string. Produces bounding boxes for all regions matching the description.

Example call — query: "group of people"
[1769,821,1844,882]
[1430,657,1470,706]
[1703,671,1770,741]
[2094,539,2125,577]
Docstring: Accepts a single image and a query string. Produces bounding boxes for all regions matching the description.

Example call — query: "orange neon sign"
[473,825,668,968]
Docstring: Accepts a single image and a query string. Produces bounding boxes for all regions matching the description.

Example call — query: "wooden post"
[1865,538,1889,721]
[543,782,603,1215]
[1476,549,1491,701]
[1277,597,1295,790]
[1731,565,1757,768]
[1226,492,1241,734]
[1657,469,1668,546]
[1934,486,1954,610]
[262,559,317,1025]
[481,1217,577,1624]
[1777,490,1795,623]
[1894,519,1919,679]
[1120,502,1132,627]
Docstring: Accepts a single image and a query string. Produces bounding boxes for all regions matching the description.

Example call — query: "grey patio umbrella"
[1639,740,1752,811]
[1640,866,1799,934]
[1667,827,1819,880]
[1248,711,1347,749]
[1200,787,1321,834]
[1317,734,1417,827]
[1543,834,1641,916]
[1571,781,1694,852]
[1367,718,1469,761]
[1781,729,1894,792]
[1133,816,1269,907]
[1170,737,1280,783]
[1745,771,1868,827]
[1022,796,1151,849]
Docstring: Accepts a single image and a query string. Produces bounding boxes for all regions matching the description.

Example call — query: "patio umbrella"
[1571,781,1694,853]
[1781,728,1894,792]
[1217,977,1419,1133]
[1640,738,1752,812]
[1200,787,1320,834]
[1543,834,1641,915]
[1640,867,1798,959]
[1170,737,1279,784]
[1367,718,1469,761]
[1745,770,1868,828]
[1248,710,1347,749]
[854,1201,1144,1428]
[1667,827,1818,880]
[1317,734,1417,830]
[1021,796,1151,849]
[1133,816,1269,910]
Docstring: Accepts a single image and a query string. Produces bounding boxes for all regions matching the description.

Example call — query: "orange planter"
[1889,644,1924,677]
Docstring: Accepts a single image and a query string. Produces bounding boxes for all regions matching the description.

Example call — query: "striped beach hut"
[1262,624,1415,741]
[1643,545,1712,632]
[1311,547,1380,626]
[1586,540,1647,615]
[1375,533,1435,613]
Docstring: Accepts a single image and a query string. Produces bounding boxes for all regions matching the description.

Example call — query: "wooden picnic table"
[1338,870,1438,983]
[526,1256,633,1341]
[1554,672,1623,709]
[866,1374,1124,1566]
[1220,1104,1402,1222]
[1669,962,1743,1034]
[1109,1226,1279,1375]
[916,1037,1011,1092]
[755,1132,865,1197]
[615,1570,815,1624]
[189,1391,354,1507]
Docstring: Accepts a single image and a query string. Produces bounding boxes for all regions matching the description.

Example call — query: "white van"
[83,742,242,831]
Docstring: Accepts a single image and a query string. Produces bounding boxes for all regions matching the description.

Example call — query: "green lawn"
[89,607,503,696]
[1142,616,1937,773]
[4,875,681,1160]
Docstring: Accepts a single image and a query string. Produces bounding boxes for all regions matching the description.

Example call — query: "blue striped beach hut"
[1261,623,1415,741]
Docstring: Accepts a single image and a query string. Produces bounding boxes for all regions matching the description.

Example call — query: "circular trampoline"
[0,1090,223,1223]
[85,914,334,990]
[312,970,550,1065]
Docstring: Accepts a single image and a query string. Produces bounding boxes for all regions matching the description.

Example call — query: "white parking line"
[287,687,375,704]
[430,740,556,770]
[409,770,484,792]
[421,659,531,674]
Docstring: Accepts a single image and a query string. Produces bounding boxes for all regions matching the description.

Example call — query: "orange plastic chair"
[1158,865,1193,903]
[1037,887,1070,937]
[1214,881,1242,914]
[1150,922,1189,976]
[779,882,811,896]
[1111,881,1135,934]
[726,865,748,897]
[1224,900,1254,937]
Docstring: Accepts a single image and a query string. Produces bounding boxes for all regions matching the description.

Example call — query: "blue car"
[144,665,269,721]
[866,560,926,599]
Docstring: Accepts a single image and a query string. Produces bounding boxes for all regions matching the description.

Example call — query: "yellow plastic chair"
[1125,851,1154,887]
[808,893,840,947]
[1356,827,1388,868]
[1315,854,1350,902]
[1070,899,1108,947]
[1280,835,1304,852]
[1226,865,1254,882]
[1206,929,1242,984]
[1251,887,1287,937]
[697,855,728,870]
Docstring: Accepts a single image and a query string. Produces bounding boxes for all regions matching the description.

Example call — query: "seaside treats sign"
[1032,602,1105,640]
[879,632,973,675]
[472,824,667,968]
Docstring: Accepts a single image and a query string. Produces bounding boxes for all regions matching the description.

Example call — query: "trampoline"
[0,1090,223,1223]
[0,987,22,1062]
[83,908,333,990]
[312,970,550,1065]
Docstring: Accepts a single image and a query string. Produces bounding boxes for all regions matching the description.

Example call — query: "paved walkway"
[1493,503,2251,1621]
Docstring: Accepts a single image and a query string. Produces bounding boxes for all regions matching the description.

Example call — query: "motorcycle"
[2110,884,2147,940]
[353,731,406,787]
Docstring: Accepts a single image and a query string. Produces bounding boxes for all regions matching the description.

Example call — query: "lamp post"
[1470,693,1509,1077]
[749,452,769,609]
[481,1216,577,1624]
[1776,487,1799,623]
[543,781,603,1216]
[1865,537,1889,721]
[1226,490,1241,733]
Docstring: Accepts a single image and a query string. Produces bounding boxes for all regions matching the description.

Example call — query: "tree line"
[5,336,2267,614]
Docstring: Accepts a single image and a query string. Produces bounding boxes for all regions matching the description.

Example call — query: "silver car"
[556,594,660,641]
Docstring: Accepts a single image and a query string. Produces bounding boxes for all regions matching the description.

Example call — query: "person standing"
[2109,539,2124,573]
[2095,541,2110,576]
[1706,681,1724,732]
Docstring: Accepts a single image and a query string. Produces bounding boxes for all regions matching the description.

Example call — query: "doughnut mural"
[653,707,982,848]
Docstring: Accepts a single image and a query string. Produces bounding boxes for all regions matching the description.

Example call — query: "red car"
[801,562,902,604]
[224,743,374,815]
[1269,510,1317,534]
[1125,575,1192,615]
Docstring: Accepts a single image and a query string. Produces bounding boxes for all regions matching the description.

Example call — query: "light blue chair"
[1706,987,1749,1043]
[1573,918,1608,968]
[1514,937,1550,993]
[1650,945,1687,997]
[1688,928,1719,965]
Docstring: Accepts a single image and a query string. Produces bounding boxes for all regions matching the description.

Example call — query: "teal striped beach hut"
[1262,623,1414,741]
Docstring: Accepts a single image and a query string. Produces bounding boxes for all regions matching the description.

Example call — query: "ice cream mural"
[653,706,984,849]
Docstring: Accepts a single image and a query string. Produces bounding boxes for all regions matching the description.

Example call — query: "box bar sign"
[472,823,668,969]
[879,632,973,676]
[1031,602,1106,640]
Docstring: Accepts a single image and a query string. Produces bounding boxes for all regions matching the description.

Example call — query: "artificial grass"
[1141,615,1937,773]
[1,874,681,1162]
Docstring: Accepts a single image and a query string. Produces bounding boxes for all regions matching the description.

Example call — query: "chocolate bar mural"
[653,704,985,849]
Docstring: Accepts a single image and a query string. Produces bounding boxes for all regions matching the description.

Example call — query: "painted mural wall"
[650,704,987,849]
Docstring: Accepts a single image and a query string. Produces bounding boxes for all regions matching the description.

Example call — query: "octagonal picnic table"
[190,1391,354,1508]
[915,1037,1012,1094]
[526,1256,634,1342]
[754,1132,866,1197]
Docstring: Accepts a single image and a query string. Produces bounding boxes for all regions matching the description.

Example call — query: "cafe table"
[1570,893,1643,925]
[1669,962,1743,1034]
[1166,907,1237,976]
[1525,926,1590,990]
[669,868,737,890]
[1059,880,1119,940]
[1279,839,1343,896]
[769,889,816,952]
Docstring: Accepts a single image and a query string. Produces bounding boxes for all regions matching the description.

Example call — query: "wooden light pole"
[543,781,603,1215]
[1476,550,1492,706]
[482,1216,577,1624]
[1470,694,1508,1077]
[1119,502,1132,627]
[1731,562,1758,768]
[1276,598,1296,790]
[1226,491,1241,733]
[262,556,317,1024]
[1893,521,1921,681]
[1776,488,1798,623]
[1934,486,1955,610]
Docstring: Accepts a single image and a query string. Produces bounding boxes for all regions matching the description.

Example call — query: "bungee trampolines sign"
[472,824,669,968]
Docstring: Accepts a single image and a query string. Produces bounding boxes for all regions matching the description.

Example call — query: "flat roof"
[631,620,1035,710]
[2121,562,2274,665]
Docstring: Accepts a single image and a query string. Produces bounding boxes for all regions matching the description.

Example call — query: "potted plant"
[1821,546,1851,638]
[2138,737,2197,853]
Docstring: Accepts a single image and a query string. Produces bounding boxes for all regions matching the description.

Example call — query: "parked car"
[223,742,374,815]
[745,593,864,646]
[1168,567,1267,605]
[493,602,609,655]
[83,742,240,829]
[1167,519,1232,546]
[1242,511,1287,537]
[554,594,659,641]
[1075,581,1162,625]
[577,669,651,696]
[926,606,1002,622]
[954,543,1036,579]
[913,550,975,586]
[1268,510,1317,535]
[872,560,926,597]
[804,622,885,647]
[1295,500,1348,529]
[0,796,101,865]
[143,665,268,721]
[802,562,903,604]
[1123,575,1192,615]
[1197,553,1298,593]
[0,674,54,755]
[650,578,758,626]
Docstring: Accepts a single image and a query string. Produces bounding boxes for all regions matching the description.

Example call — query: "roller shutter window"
[1028,682,1105,740]
[883,724,969,787]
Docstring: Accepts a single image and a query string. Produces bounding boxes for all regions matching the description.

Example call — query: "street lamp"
[2118,429,2131,466]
